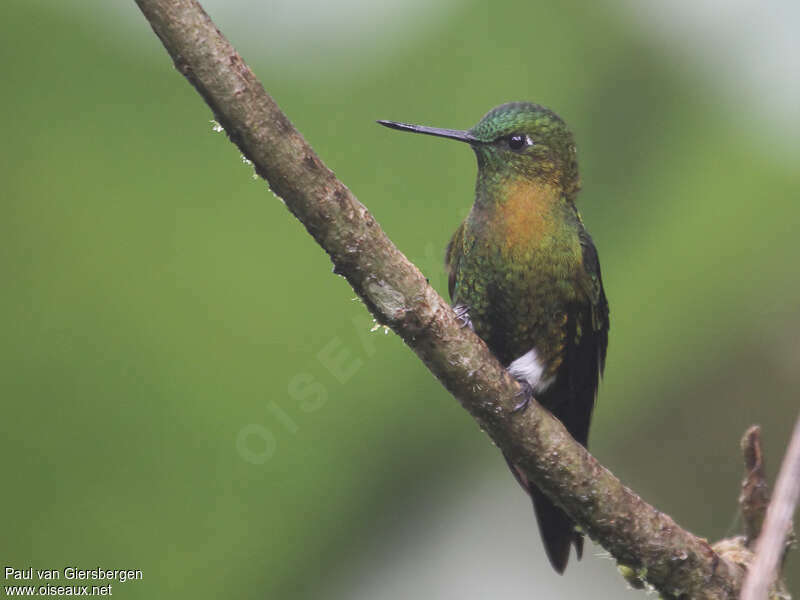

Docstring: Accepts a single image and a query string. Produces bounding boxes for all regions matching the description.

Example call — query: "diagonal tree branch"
[133,0,746,597]
[741,416,800,600]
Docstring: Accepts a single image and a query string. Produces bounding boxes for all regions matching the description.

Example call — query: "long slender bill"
[377,120,479,144]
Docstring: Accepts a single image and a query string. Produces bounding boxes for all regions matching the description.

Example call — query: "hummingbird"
[378,102,609,573]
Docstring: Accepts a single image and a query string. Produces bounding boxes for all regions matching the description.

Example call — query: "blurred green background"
[2,0,798,598]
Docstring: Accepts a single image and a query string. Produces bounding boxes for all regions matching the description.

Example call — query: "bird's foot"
[453,304,473,330]
[512,380,534,413]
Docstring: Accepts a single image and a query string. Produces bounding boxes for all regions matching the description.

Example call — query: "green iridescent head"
[378,102,580,199]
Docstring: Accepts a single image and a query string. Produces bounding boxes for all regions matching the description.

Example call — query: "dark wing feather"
[444,221,465,300]
[579,227,609,376]
[554,228,608,447]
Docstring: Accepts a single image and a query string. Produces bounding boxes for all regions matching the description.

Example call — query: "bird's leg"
[512,379,534,413]
[453,304,473,330]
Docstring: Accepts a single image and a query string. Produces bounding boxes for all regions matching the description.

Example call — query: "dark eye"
[507,134,531,151]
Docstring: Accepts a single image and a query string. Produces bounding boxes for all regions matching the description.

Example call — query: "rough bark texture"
[133,1,748,597]
[741,426,772,546]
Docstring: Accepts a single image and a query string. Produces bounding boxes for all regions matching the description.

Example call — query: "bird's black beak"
[377,120,479,144]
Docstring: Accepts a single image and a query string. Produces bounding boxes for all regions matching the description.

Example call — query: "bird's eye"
[507,134,531,151]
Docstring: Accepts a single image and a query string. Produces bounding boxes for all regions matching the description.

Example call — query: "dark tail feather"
[530,484,582,574]
[504,453,582,573]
